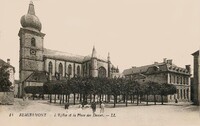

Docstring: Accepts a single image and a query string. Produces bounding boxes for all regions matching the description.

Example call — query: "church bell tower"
[18,1,45,97]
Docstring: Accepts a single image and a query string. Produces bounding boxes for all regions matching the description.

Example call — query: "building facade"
[191,50,200,105]
[0,59,15,91]
[123,58,191,102]
[18,2,119,97]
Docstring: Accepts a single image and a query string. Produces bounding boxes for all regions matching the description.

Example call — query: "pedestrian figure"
[65,103,70,109]
[91,102,96,115]
[100,102,105,113]
[175,99,178,103]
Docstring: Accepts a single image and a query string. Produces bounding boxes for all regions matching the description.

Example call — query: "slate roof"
[43,48,107,63]
[123,62,190,76]
[123,63,165,75]
[24,71,48,82]
[43,48,85,63]
[0,59,15,69]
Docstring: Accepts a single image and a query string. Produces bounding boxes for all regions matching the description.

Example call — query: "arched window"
[31,37,36,47]
[98,67,106,78]
[58,63,63,76]
[77,66,80,76]
[48,62,53,74]
[68,64,72,75]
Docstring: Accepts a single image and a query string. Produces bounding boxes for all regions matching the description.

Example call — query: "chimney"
[154,62,158,64]
[167,59,172,65]
[7,59,10,65]
[163,58,167,63]
[185,65,191,74]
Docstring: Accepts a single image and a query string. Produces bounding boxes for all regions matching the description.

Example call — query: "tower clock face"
[30,49,36,55]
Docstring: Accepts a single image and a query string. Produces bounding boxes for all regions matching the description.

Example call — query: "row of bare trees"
[24,77,177,107]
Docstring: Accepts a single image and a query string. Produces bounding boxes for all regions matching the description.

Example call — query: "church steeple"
[107,52,110,61]
[91,46,97,58]
[28,1,35,15]
[20,1,42,31]
[107,52,111,78]
[91,46,98,77]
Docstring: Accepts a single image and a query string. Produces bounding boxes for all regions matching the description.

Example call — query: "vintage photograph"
[0,0,200,126]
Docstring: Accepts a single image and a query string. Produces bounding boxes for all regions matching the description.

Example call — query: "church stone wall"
[44,59,56,76]
[66,62,74,78]
[23,33,43,49]
[21,48,43,60]
[97,61,108,77]
[56,60,65,76]
[75,63,82,76]
[21,59,44,71]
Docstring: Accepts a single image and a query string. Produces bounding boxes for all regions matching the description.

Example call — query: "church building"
[18,1,119,97]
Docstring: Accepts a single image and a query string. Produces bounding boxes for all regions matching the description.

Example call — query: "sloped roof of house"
[0,59,14,69]
[192,50,199,56]
[123,62,190,76]
[123,63,165,75]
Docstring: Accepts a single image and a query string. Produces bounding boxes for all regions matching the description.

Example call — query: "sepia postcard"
[0,0,200,126]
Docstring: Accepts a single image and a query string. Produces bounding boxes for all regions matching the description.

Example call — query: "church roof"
[43,48,107,63]
[43,48,85,63]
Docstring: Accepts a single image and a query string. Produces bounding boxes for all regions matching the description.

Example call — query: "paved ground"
[0,98,200,126]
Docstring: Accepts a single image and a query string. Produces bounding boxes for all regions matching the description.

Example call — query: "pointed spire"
[107,52,110,61]
[28,1,35,15]
[91,46,97,58]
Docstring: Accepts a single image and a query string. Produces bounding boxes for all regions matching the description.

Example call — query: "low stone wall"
[0,92,14,105]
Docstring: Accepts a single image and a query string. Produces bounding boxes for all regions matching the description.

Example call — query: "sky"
[0,0,200,79]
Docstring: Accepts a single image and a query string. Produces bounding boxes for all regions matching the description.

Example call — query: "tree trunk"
[62,94,64,103]
[60,95,62,104]
[93,94,95,102]
[125,94,128,107]
[85,94,88,103]
[133,95,135,103]
[65,94,67,102]
[50,94,52,103]
[73,93,76,105]
[154,94,156,105]
[146,94,148,105]
[130,95,132,103]
[123,95,125,103]
[54,94,56,103]
[99,94,102,103]
[90,94,92,103]
[161,95,164,105]
[68,94,70,103]
[114,95,116,108]
[137,93,139,106]
[33,94,34,100]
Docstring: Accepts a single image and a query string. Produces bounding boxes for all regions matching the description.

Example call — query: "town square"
[0,0,200,126]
